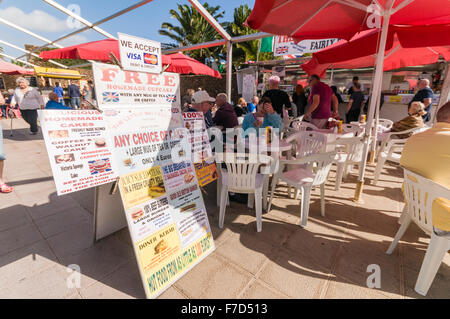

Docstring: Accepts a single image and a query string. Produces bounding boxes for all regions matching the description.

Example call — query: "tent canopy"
[0,59,34,75]
[34,66,82,79]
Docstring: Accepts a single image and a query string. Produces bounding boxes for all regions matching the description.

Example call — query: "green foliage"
[158,2,226,64]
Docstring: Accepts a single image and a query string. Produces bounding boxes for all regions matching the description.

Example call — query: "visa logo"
[126,53,141,60]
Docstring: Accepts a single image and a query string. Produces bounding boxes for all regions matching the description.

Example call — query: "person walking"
[262,75,291,118]
[68,81,81,109]
[304,74,339,129]
[0,120,13,193]
[0,92,6,118]
[345,83,365,123]
[53,82,64,104]
[409,78,434,123]
[11,77,44,135]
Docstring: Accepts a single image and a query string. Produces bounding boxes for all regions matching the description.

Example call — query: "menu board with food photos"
[104,106,215,299]
[182,112,217,187]
[37,109,118,195]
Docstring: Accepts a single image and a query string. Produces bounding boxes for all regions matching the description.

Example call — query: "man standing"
[262,76,291,118]
[188,90,216,129]
[304,74,338,129]
[213,93,238,129]
[400,101,450,235]
[409,79,434,122]
[53,82,64,104]
[68,81,81,109]
[345,83,365,123]
[346,76,364,95]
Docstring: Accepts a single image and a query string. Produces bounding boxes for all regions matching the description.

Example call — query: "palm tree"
[225,4,275,67]
[159,3,225,64]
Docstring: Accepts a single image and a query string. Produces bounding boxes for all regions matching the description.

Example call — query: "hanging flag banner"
[118,33,162,74]
[273,36,339,57]
[113,107,215,298]
[182,112,217,187]
[37,109,118,195]
[92,62,180,110]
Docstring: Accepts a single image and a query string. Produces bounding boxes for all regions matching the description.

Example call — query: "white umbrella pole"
[354,3,392,202]
[368,80,383,164]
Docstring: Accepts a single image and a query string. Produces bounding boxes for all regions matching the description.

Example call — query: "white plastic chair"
[330,136,367,191]
[373,126,429,185]
[215,153,273,232]
[291,120,318,132]
[378,118,394,129]
[268,152,336,227]
[342,123,365,137]
[386,168,450,296]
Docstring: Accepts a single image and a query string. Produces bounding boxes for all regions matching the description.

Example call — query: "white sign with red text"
[92,62,180,109]
[273,36,339,57]
[38,109,119,195]
[118,33,162,74]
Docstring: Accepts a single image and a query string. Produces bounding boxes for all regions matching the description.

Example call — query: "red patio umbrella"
[39,39,172,65]
[165,53,221,79]
[0,59,34,75]
[302,26,450,77]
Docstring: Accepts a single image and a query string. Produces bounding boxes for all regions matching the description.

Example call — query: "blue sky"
[0,0,254,61]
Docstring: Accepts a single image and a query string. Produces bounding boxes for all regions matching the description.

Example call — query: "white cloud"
[0,7,70,33]
[59,34,89,47]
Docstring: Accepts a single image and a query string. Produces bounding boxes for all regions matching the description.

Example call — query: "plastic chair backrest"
[292,121,318,132]
[402,168,450,234]
[303,152,336,186]
[342,123,364,136]
[287,131,326,158]
[379,119,394,129]
[215,153,272,191]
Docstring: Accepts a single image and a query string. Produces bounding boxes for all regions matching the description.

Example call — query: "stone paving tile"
[0,204,32,232]
[257,248,330,298]
[174,253,253,299]
[25,193,82,220]
[0,240,58,289]
[403,264,450,299]
[79,258,146,299]
[158,287,187,299]
[323,275,395,299]
[33,206,92,239]
[239,279,289,299]
[46,222,94,259]
[58,234,135,289]
[0,223,43,257]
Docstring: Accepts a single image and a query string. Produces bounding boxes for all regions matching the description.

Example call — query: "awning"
[34,66,82,79]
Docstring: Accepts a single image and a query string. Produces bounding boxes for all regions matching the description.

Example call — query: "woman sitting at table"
[378,101,426,140]
[242,97,283,135]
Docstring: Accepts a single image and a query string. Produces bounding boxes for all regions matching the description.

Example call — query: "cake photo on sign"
[88,158,112,175]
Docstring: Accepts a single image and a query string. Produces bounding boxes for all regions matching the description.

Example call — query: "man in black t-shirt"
[409,79,434,122]
[262,75,291,118]
[345,83,365,123]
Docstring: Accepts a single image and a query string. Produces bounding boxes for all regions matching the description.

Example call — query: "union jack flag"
[166,94,177,103]
[102,92,120,103]
[275,46,289,54]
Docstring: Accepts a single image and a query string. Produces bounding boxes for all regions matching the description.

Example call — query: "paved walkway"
[0,114,448,299]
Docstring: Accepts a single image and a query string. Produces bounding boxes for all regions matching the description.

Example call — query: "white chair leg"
[335,162,345,191]
[295,188,301,200]
[386,214,412,255]
[216,179,221,207]
[255,190,263,232]
[262,176,269,211]
[398,205,408,225]
[320,183,326,217]
[300,186,311,227]
[414,232,450,296]
[248,194,255,209]
[343,164,351,179]
[218,187,228,229]
[373,157,386,185]
[268,175,279,212]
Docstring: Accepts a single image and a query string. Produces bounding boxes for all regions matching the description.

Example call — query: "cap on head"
[191,90,215,104]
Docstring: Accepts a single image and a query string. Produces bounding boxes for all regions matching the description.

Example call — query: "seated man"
[187,90,215,129]
[378,102,426,140]
[45,92,72,110]
[242,97,283,135]
[213,93,238,129]
[400,101,450,234]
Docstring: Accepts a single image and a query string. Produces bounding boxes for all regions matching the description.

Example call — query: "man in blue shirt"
[242,97,283,135]
[409,79,434,122]
[53,82,64,104]
[247,96,259,113]
[68,81,81,109]
[45,92,72,110]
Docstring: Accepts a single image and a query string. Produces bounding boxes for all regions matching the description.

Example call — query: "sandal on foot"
[0,184,13,193]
